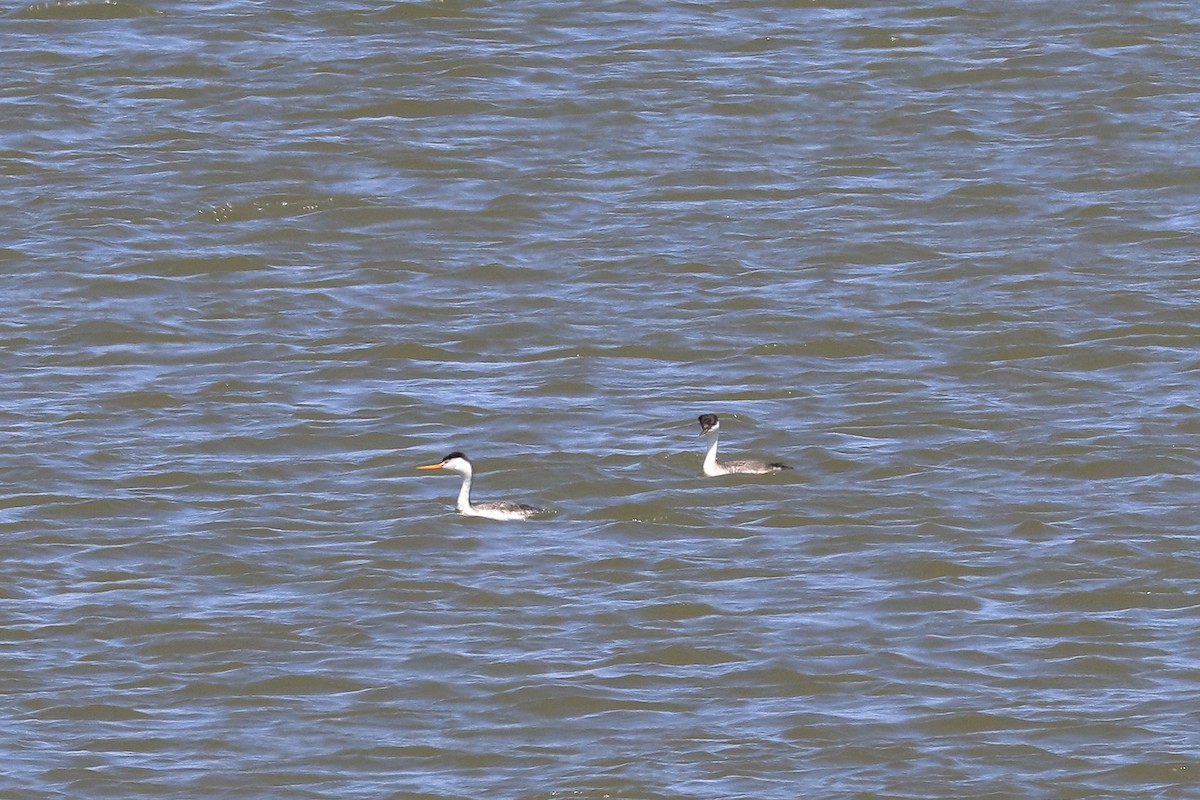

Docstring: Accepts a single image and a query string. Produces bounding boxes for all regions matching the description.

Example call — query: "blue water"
[2,1,1199,798]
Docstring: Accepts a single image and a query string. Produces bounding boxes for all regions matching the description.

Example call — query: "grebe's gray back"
[698,414,791,476]
[417,451,550,521]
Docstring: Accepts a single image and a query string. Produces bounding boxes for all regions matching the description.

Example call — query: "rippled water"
[3,1,1199,797]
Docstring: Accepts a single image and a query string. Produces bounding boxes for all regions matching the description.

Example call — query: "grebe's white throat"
[698,414,791,476]
[417,451,549,521]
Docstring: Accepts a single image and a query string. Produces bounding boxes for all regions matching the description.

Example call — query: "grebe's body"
[418,451,549,521]
[698,414,791,476]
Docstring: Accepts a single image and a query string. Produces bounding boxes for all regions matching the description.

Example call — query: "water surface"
[2,1,1199,798]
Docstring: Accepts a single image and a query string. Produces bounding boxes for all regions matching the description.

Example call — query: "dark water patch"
[1029,454,1195,480]
[31,704,152,722]
[496,684,689,719]
[121,254,269,276]
[1044,586,1197,613]
[369,0,482,23]
[635,600,725,622]
[920,710,1040,737]
[843,26,927,50]
[53,318,185,346]
[195,195,348,224]
[518,785,680,800]
[346,98,498,120]
[606,644,744,668]
[8,0,162,20]
[869,591,982,614]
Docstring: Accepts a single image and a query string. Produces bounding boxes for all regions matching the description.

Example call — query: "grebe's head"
[417,451,472,475]
[698,414,720,436]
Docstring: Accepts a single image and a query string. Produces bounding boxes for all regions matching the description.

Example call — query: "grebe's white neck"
[438,458,477,514]
[702,430,723,476]
[455,469,474,514]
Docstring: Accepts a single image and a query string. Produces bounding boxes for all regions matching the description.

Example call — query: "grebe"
[698,414,791,476]
[417,451,550,521]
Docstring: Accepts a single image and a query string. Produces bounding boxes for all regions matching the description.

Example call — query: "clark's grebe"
[698,414,791,476]
[417,451,550,521]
